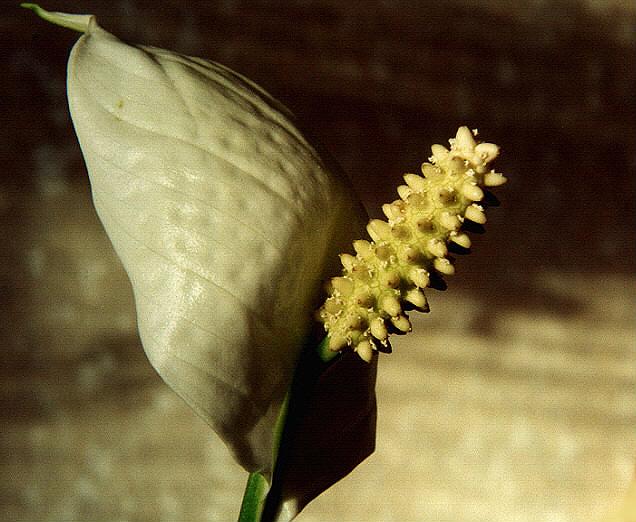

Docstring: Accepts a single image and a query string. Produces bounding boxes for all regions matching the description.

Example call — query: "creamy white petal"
[65,15,366,473]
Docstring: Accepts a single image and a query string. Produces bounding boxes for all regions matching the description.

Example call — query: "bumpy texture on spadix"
[36,7,367,474]
[319,127,506,362]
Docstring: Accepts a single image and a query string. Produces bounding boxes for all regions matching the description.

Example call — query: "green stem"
[317,335,339,363]
[236,335,339,521]
[237,472,268,522]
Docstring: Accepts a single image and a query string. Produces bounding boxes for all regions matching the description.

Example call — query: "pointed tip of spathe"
[22,3,94,33]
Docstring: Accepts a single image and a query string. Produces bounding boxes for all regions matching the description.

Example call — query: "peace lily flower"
[26,5,506,521]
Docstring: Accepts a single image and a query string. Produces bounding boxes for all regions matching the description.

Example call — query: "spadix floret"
[319,127,506,360]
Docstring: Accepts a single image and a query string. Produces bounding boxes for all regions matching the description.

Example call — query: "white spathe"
[60,12,365,474]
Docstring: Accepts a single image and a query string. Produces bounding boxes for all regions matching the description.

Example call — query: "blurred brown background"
[2,1,635,521]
